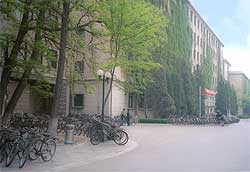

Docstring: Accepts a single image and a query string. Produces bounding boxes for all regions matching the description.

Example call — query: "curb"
[48,140,138,171]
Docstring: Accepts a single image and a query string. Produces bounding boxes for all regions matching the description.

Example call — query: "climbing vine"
[147,0,198,117]
[202,45,213,89]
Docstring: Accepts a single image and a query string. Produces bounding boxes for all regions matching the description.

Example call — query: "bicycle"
[0,128,57,169]
[90,120,128,146]
[130,114,138,126]
[29,132,56,162]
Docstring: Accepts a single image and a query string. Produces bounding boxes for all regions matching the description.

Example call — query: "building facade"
[222,59,231,81]
[1,0,229,118]
[149,0,226,115]
[229,71,250,115]
[187,1,224,114]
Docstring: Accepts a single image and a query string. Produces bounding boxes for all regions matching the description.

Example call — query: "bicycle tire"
[29,139,43,160]
[0,137,6,163]
[41,139,56,162]
[0,144,6,163]
[90,130,102,145]
[19,149,28,168]
[114,130,129,145]
[77,128,83,136]
[5,142,18,167]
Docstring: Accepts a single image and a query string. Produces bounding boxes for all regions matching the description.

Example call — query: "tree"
[147,0,195,117]
[0,0,102,126]
[242,96,250,115]
[87,0,168,107]
[48,0,70,135]
[216,78,238,115]
[0,0,32,125]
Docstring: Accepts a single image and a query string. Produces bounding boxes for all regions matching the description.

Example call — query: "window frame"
[72,94,84,108]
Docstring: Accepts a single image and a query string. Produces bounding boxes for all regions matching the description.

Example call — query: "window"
[76,29,86,38]
[190,11,193,22]
[47,49,58,69]
[194,15,196,26]
[138,94,144,108]
[128,93,134,108]
[197,52,199,63]
[197,35,199,46]
[194,33,196,45]
[73,94,84,108]
[75,60,84,73]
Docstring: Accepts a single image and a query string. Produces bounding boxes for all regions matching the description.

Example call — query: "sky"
[190,0,250,79]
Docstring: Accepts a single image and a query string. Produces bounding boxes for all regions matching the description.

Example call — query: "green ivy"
[147,0,198,117]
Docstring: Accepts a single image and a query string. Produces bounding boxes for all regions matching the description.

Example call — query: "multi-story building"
[0,14,126,117]
[187,1,224,114]
[149,0,225,115]
[1,0,229,118]
[229,71,250,115]
[222,59,231,81]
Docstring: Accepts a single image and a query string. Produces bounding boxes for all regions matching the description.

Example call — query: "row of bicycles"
[57,114,129,145]
[57,114,120,136]
[167,115,240,125]
[9,112,49,132]
[0,127,56,168]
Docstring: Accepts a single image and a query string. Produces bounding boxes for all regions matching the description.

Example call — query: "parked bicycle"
[90,119,129,146]
[0,127,57,169]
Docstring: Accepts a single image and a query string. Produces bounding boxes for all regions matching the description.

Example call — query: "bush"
[138,118,168,124]
[239,115,250,119]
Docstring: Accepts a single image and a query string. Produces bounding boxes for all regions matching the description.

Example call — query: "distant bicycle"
[130,115,138,126]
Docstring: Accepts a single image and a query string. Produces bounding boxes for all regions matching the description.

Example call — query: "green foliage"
[242,96,250,115]
[84,0,168,94]
[216,78,238,115]
[138,118,168,124]
[147,0,196,117]
[239,115,250,119]
[202,45,213,89]
[30,81,53,98]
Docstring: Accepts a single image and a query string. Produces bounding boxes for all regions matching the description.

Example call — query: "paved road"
[71,120,250,172]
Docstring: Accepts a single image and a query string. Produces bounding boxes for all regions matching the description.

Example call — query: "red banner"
[203,88,217,96]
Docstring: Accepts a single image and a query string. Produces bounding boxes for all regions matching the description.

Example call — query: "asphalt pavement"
[74,120,250,172]
[1,120,250,172]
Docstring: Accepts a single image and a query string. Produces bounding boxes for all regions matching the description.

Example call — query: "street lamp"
[97,69,111,122]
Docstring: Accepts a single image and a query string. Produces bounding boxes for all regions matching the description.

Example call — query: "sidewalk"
[0,128,138,172]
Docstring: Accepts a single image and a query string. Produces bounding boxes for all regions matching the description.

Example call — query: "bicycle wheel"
[0,144,6,163]
[90,130,102,145]
[19,149,28,168]
[5,142,18,167]
[77,125,84,136]
[0,137,6,163]
[114,130,129,145]
[29,139,43,160]
[41,139,56,162]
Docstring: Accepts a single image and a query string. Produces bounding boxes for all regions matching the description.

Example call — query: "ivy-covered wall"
[147,0,227,117]
[147,0,200,117]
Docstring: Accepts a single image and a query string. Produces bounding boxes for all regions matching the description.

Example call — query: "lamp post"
[97,69,111,122]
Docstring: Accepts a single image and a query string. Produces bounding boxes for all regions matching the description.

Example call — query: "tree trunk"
[0,6,30,126]
[135,94,138,117]
[48,0,70,135]
[144,91,147,119]
[2,9,45,124]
